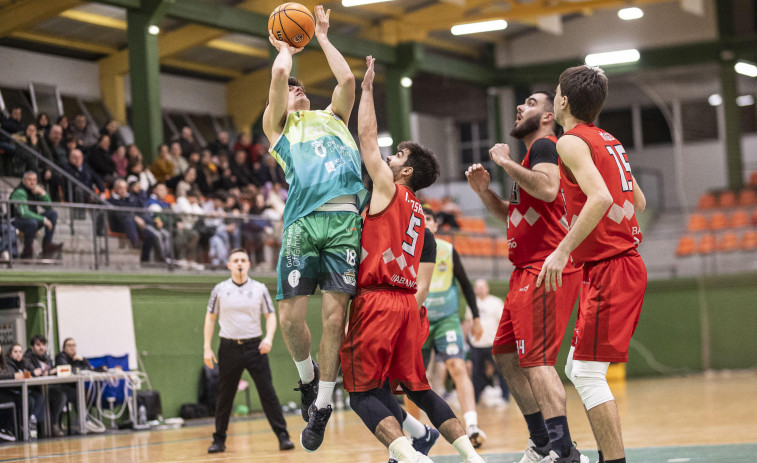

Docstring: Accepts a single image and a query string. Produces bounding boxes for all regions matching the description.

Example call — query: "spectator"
[1,108,24,174]
[145,183,175,263]
[107,178,157,263]
[46,125,69,167]
[56,115,70,137]
[1,107,25,136]
[3,343,45,438]
[87,134,117,185]
[199,149,219,194]
[437,195,461,229]
[173,189,205,270]
[64,148,104,202]
[127,158,157,193]
[230,149,258,189]
[177,126,199,159]
[23,335,67,437]
[69,114,99,149]
[169,141,188,176]
[99,119,122,153]
[206,191,239,266]
[150,144,174,182]
[240,193,275,267]
[36,112,51,138]
[168,166,199,199]
[10,171,63,259]
[112,145,128,178]
[207,131,231,159]
[126,144,142,164]
[232,132,255,165]
[254,153,287,193]
[0,342,25,442]
[22,123,52,178]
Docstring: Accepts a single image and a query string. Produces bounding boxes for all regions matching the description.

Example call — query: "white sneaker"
[467,425,486,448]
[538,448,589,463]
[413,452,434,463]
[516,439,551,463]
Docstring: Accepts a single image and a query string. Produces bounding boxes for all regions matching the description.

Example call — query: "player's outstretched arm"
[316,5,356,122]
[466,163,510,224]
[537,135,613,291]
[632,175,646,212]
[359,56,394,208]
[263,33,302,142]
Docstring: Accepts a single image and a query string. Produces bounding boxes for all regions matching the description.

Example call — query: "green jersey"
[270,110,367,228]
[424,239,459,322]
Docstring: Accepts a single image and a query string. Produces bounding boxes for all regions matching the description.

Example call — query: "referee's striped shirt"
[207,278,274,340]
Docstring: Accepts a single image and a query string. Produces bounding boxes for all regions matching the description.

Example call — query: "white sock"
[389,436,416,463]
[452,434,477,458]
[295,356,314,384]
[463,411,478,429]
[314,381,335,409]
[402,412,427,439]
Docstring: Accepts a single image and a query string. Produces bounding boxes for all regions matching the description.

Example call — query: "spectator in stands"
[208,130,231,159]
[87,134,117,186]
[254,153,287,194]
[0,342,25,442]
[47,125,68,167]
[232,132,256,165]
[173,188,205,270]
[70,114,99,149]
[21,123,52,178]
[0,108,24,174]
[170,141,188,176]
[126,144,142,164]
[107,178,157,263]
[150,144,174,182]
[186,151,210,194]
[100,119,122,153]
[23,335,67,437]
[127,158,157,193]
[241,192,275,267]
[200,149,219,193]
[64,148,104,202]
[112,145,128,178]
[145,183,175,263]
[4,343,45,439]
[167,165,199,199]
[0,107,25,136]
[10,171,63,259]
[36,113,51,138]
[214,160,236,191]
[230,149,258,189]
[177,126,199,159]
[56,115,70,137]
[206,191,239,266]
[436,195,461,229]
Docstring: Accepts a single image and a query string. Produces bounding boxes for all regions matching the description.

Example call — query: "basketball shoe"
[294,361,319,421]
[467,424,487,448]
[300,403,332,452]
[411,425,440,455]
[539,446,590,463]
[517,439,552,462]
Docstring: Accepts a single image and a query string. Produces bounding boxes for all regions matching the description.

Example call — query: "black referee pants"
[215,338,288,441]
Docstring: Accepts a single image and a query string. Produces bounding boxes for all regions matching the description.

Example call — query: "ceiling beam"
[9,30,118,55]
[162,58,243,79]
[206,39,269,59]
[59,9,127,29]
[0,0,81,37]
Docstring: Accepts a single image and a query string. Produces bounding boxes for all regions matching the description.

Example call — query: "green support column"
[385,43,423,150]
[127,0,169,164]
[717,0,743,190]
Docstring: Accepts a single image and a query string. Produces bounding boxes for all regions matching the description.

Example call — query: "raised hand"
[362,56,376,90]
[465,163,491,194]
[268,31,303,55]
[314,5,330,39]
[489,143,513,167]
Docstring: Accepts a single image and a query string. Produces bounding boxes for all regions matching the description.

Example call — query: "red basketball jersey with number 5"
[358,185,425,291]
[559,123,643,264]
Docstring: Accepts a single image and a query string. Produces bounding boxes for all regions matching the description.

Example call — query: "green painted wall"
[1,271,756,417]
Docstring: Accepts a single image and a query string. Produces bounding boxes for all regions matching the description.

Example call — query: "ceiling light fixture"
[585,49,640,66]
[148,25,160,35]
[737,95,755,107]
[618,7,644,20]
[400,77,413,88]
[378,135,394,147]
[451,19,508,36]
[735,61,757,77]
[708,94,722,106]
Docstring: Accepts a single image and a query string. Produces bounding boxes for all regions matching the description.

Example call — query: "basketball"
[268,3,315,48]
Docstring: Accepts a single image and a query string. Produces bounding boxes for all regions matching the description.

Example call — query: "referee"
[203,248,294,453]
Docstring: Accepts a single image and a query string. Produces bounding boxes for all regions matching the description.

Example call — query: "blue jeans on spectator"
[469,345,509,403]
[108,213,155,262]
[12,209,57,251]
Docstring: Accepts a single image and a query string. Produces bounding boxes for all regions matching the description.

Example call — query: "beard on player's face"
[510,112,541,139]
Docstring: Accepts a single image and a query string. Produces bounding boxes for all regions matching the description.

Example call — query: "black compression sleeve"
[452,248,479,318]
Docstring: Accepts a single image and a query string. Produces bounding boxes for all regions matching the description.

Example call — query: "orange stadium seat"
[750,172,757,187]
[753,209,757,226]
[730,211,750,228]
[696,234,715,255]
[495,238,509,258]
[741,231,757,250]
[709,212,728,230]
[738,189,756,207]
[676,235,696,256]
[424,198,443,211]
[697,192,716,210]
[718,191,736,208]
[687,213,708,232]
[716,232,740,253]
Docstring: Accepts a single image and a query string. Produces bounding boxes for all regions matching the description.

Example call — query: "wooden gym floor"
[1,370,755,463]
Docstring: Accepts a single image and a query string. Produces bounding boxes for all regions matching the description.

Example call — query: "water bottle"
[29,415,38,440]
[138,405,147,425]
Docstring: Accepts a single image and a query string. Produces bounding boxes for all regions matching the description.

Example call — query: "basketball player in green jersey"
[264,5,368,452]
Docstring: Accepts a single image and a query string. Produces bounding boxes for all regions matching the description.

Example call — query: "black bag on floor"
[180,403,209,420]
[137,390,162,421]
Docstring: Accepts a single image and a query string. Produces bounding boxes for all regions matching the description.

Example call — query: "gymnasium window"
[641,106,672,145]
[682,99,718,141]
[458,121,493,180]
[597,108,634,149]
[739,101,757,134]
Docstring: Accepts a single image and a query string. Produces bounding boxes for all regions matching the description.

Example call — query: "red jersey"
[559,123,642,264]
[507,136,573,270]
[357,185,425,291]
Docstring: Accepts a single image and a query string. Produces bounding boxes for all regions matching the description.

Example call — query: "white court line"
[667,459,692,462]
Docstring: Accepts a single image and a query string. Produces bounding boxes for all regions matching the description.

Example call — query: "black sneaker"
[300,403,332,453]
[278,432,295,451]
[294,361,319,422]
[411,425,440,455]
[207,440,226,453]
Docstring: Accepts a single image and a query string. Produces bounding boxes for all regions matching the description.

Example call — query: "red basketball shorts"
[340,289,431,393]
[492,267,580,367]
[571,251,647,363]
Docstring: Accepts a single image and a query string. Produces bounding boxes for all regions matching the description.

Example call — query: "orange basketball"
[268,3,315,48]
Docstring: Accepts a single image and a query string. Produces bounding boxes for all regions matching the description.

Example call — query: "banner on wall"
[55,285,138,370]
